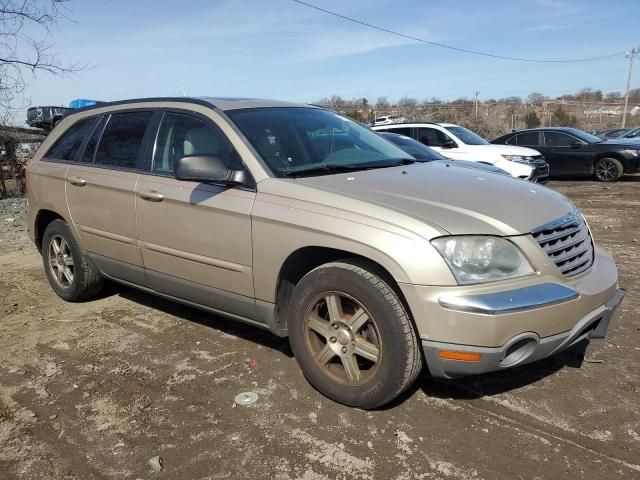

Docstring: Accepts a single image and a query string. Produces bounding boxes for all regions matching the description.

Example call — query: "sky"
[18,0,640,121]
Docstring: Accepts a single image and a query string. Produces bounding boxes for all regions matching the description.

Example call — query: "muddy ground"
[0,178,639,480]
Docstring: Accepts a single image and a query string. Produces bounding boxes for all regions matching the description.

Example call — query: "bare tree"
[0,0,82,123]
[374,96,390,111]
[527,92,546,105]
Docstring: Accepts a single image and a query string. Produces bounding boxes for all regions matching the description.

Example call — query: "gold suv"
[27,98,625,408]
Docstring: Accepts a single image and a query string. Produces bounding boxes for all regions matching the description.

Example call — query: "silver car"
[27,97,624,408]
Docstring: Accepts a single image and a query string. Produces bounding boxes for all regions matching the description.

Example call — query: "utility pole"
[475,91,480,119]
[622,47,638,128]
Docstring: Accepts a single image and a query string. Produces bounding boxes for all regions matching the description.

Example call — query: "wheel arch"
[34,209,66,252]
[593,153,627,173]
[274,246,414,336]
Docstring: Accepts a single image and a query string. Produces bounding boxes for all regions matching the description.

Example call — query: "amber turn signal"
[439,350,482,362]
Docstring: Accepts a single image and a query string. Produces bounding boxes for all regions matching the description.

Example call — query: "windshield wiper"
[282,164,367,177]
[283,158,415,177]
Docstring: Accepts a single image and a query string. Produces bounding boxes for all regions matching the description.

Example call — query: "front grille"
[532,211,594,277]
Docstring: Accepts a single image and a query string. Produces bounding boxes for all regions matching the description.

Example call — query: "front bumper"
[529,163,549,183]
[399,244,622,379]
[422,288,625,379]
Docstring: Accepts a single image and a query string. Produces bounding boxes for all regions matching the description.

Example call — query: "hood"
[291,162,574,236]
[478,144,542,156]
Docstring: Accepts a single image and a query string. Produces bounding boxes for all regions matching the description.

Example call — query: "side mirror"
[174,155,247,185]
[442,139,457,149]
[570,140,583,148]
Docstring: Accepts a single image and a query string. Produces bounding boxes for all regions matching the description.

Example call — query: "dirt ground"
[0,177,639,480]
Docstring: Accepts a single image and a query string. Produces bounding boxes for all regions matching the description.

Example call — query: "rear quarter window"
[44,117,99,161]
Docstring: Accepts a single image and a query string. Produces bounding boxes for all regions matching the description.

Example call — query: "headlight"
[502,154,534,164]
[431,236,535,285]
[622,149,640,156]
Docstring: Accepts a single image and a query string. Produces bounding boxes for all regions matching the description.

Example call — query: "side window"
[44,117,99,161]
[516,132,540,146]
[94,111,153,169]
[81,116,106,163]
[386,127,412,137]
[544,132,576,147]
[417,127,448,147]
[152,112,243,175]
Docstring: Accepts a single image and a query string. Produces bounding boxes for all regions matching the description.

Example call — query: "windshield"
[379,133,447,161]
[444,126,489,145]
[226,107,413,176]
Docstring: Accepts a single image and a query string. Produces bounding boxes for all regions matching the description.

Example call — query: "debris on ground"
[148,456,163,472]
[234,391,258,406]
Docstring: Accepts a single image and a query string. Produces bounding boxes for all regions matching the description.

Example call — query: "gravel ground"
[0,178,638,479]
[0,197,30,255]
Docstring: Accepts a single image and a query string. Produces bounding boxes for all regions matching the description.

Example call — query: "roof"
[372,122,443,128]
[508,127,583,133]
[197,97,312,110]
[69,96,314,114]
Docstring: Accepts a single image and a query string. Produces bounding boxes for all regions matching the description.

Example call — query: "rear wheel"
[42,219,103,301]
[594,157,623,182]
[288,261,422,409]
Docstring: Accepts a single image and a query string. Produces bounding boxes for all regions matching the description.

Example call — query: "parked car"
[594,128,633,140]
[373,114,406,126]
[372,122,549,182]
[26,106,72,130]
[26,97,624,408]
[619,127,640,140]
[26,99,103,131]
[491,127,640,182]
[378,132,510,176]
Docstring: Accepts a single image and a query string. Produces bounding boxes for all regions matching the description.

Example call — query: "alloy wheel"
[596,159,618,181]
[48,235,74,288]
[304,291,381,386]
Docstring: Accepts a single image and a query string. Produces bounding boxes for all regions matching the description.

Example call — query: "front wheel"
[594,157,623,182]
[287,262,422,409]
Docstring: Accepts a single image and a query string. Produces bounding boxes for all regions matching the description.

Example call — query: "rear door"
[66,110,157,281]
[383,127,414,138]
[135,110,256,316]
[35,117,100,230]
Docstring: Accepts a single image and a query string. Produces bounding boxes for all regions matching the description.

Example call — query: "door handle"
[138,190,164,202]
[68,176,86,187]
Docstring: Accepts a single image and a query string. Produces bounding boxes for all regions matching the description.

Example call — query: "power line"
[291,0,624,63]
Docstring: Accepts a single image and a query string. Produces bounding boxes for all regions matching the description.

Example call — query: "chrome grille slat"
[532,211,594,278]
[558,244,593,272]
[548,237,591,263]
[544,228,590,255]
[534,224,582,244]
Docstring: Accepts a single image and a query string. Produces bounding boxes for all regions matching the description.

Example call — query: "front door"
[66,111,155,277]
[542,131,592,175]
[416,127,464,159]
[135,111,256,315]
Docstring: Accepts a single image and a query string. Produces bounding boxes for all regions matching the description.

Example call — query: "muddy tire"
[42,219,103,302]
[288,261,422,409]
[594,157,623,182]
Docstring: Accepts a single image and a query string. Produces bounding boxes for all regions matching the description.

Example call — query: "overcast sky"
[20,0,640,118]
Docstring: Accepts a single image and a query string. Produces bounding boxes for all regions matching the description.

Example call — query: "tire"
[42,219,103,302]
[594,157,623,182]
[287,261,422,409]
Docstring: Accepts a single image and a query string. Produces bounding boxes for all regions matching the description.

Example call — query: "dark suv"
[492,127,640,182]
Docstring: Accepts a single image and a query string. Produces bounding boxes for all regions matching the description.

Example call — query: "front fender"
[251,191,456,303]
